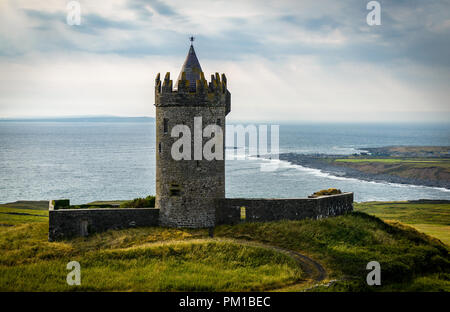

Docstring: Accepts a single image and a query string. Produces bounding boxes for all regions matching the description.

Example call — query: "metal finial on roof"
[189,36,195,45]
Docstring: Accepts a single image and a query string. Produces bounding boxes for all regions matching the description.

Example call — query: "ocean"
[0,121,449,204]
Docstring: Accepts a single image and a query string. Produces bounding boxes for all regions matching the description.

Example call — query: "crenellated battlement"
[155,71,230,114]
[155,71,228,96]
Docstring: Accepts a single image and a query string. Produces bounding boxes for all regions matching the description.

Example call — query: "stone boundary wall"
[48,208,160,241]
[48,193,353,241]
[216,192,353,225]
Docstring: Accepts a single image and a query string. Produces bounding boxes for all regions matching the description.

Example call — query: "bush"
[309,188,342,198]
[120,196,155,208]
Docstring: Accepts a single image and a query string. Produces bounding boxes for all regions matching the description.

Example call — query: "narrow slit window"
[158,142,161,154]
[163,118,169,134]
[169,183,181,196]
[216,118,221,126]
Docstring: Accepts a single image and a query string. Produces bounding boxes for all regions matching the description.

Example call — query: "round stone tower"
[154,42,231,228]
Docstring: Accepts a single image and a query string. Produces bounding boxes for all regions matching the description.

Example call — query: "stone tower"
[154,42,231,228]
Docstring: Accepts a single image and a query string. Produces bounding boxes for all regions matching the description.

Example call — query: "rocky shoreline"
[277,153,450,189]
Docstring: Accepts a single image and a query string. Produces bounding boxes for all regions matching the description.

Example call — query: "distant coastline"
[0,116,155,123]
[278,146,450,189]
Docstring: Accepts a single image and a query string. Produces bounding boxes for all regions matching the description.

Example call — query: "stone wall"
[216,192,353,225]
[48,208,160,241]
[48,193,353,240]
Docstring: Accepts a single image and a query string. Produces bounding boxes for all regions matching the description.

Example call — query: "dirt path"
[117,237,329,291]
[224,239,328,291]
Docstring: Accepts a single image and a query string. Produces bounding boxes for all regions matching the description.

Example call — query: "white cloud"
[215,55,449,122]
[0,53,173,117]
[1,51,448,122]
[0,0,449,122]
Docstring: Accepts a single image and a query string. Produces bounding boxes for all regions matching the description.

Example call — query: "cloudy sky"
[1,0,449,122]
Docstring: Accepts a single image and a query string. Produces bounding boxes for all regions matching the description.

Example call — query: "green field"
[355,201,450,246]
[0,204,48,225]
[0,201,449,291]
[335,158,450,169]
[0,230,301,291]
[0,201,49,210]
[336,158,449,164]
[331,157,450,186]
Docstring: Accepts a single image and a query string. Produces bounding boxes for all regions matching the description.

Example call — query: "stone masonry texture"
[155,71,230,228]
[48,208,159,241]
[216,193,354,225]
[47,193,353,241]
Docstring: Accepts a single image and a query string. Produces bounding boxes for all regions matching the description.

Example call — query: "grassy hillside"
[333,158,450,183]
[364,146,450,158]
[0,226,301,291]
[0,203,49,225]
[215,213,450,291]
[0,201,49,210]
[336,158,449,164]
[0,201,449,291]
[0,204,302,291]
[355,201,450,246]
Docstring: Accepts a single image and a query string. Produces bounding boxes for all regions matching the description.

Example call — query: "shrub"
[310,188,342,198]
[120,196,155,208]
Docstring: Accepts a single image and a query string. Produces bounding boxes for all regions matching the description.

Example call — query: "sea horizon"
[1,115,449,125]
[0,120,449,205]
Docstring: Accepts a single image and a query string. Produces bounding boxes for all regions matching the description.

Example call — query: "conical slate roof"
[175,44,203,92]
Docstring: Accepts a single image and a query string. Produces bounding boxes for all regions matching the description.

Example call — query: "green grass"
[0,201,49,210]
[336,159,447,163]
[120,195,155,208]
[0,201,449,291]
[69,197,155,209]
[355,201,450,245]
[334,158,450,170]
[0,225,301,291]
[0,206,48,225]
[214,213,450,291]
[0,214,302,291]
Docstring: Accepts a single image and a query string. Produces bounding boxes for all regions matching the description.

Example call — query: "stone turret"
[154,41,231,228]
